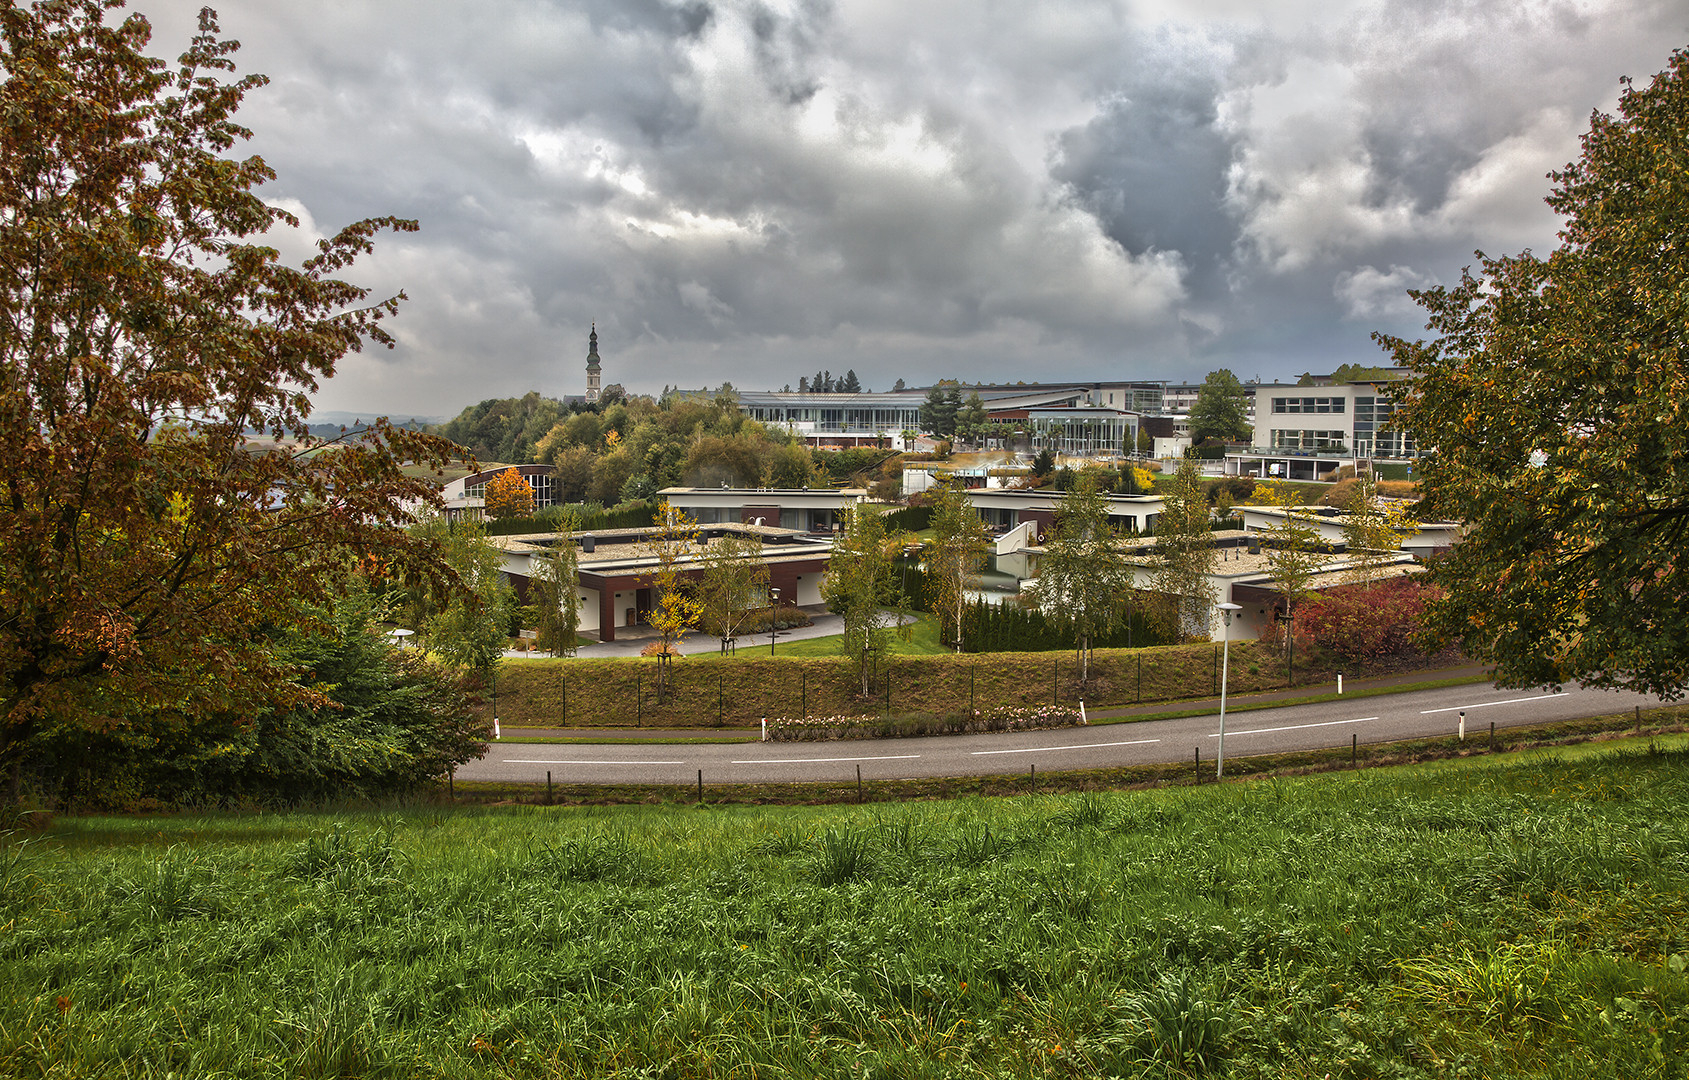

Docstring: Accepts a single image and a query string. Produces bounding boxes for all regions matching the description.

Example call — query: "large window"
[1271,396,1347,414]
[1271,429,1348,450]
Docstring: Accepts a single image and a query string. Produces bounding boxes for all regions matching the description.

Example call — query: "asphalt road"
[454,681,1664,785]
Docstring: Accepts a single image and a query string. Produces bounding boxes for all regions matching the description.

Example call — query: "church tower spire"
[585,323,601,403]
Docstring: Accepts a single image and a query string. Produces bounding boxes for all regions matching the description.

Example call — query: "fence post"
[718,672,723,727]
[697,769,703,805]
[1137,655,1142,704]
[1053,659,1058,704]
[802,669,807,718]
[636,673,642,727]
[970,667,976,717]
[561,676,566,725]
[546,771,553,805]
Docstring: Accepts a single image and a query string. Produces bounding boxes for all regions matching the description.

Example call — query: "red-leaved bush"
[1295,577,1442,662]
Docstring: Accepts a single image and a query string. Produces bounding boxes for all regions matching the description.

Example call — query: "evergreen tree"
[954,392,988,446]
[1189,369,1252,445]
[839,369,862,393]
[921,385,960,437]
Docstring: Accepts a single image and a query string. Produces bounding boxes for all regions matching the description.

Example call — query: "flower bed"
[766,704,1082,741]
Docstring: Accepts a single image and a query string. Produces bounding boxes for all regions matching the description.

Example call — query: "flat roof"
[491,524,831,571]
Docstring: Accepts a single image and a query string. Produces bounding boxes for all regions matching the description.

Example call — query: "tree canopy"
[483,468,535,519]
[1380,48,1689,698]
[822,504,910,696]
[925,479,990,650]
[1189,369,1251,445]
[1028,473,1127,683]
[0,3,463,797]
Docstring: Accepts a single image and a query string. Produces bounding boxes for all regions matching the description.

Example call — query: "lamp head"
[1217,602,1242,625]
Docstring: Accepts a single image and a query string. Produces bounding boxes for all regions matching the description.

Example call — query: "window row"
[1271,397,1347,414]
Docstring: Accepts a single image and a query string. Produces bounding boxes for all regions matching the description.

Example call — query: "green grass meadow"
[4,742,1687,1078]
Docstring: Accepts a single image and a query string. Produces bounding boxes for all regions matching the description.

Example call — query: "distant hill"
[244,412,445,440]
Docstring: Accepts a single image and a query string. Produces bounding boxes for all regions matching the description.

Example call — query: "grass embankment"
[492,635,1350,729]
[6,743,1688,1077]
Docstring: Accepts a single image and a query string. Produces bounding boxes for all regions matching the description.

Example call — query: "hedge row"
[486,638,1331,729]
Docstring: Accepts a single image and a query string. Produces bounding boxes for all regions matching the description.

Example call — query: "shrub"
[1296,577,1441,662]
[767,704,1082,741]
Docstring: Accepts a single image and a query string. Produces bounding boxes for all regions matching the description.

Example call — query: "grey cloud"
[132,0,1689,412]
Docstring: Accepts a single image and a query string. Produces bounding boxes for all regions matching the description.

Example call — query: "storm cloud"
[143,0,1685,414]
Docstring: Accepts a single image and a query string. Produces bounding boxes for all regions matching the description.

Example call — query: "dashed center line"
[503,758,687,766]
[732,754,922,764]
[1421,693,1566,715]
[1209,717,1378,737]
[972,739,1160,756]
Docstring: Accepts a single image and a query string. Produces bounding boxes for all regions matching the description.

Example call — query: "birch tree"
[646,503,701,701]
[697,532,768,654]
[925,479,991,651]
[1152,457,1217,639]
[1028,472,1126,685]
[822,504,910,697]
[531,515,582,657]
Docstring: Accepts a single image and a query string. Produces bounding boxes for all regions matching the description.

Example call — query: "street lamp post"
[769,587,781,655]
[1216,602,1242,777]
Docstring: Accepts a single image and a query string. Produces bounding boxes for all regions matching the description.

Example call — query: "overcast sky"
[145,0,1683,417]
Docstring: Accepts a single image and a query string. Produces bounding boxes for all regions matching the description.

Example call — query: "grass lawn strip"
[8,731,1687,1078]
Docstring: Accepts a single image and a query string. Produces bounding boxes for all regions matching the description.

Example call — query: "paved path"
[500,606,847,660]
[456,680,1663,784]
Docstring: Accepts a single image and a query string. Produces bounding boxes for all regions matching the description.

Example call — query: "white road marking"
[1208,717,1378,737]
[972,739,1160,756]
[1421,692,1566,715]
[732,754,922,764]
[503,758,688,765]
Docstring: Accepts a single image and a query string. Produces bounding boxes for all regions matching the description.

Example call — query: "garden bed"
[767,704,1082,740]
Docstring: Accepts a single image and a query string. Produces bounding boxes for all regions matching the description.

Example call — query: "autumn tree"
[1189,369,1251,445]
[925,479,991,650]
[1152,457,1217,638]
[1028,472,1127,684]
[482,467,535,520]
[1379,49,1689,697]
[822,504,911,697]
[0,3,464,800]
[696,532,768,653]
[646,502,701,700]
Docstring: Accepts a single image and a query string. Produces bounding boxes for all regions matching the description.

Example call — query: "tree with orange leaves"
[483,468,535,520]
[0,3,466,801]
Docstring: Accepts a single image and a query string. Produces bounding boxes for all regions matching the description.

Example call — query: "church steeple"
[585,323,601,403]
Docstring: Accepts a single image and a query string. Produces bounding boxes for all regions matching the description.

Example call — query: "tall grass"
[3,745,1687,1077]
